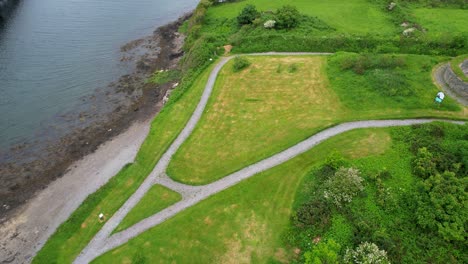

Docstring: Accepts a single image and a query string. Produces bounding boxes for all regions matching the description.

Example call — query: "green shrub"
[181,36,216,72]
[237,4,259,26]
[232,56,251,72]
[295,199,331,229]
[304,239,341,264]
[148,70,181,85]
[416,171,467,242]
[323,167,364,208]
[288,63,298,73]
[344,242,390,264]
[275,5,300,29]
[412,147,437,179]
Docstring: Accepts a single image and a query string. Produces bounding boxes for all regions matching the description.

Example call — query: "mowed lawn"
[93,128,393,264]
[206,0,395,35]
[168,55,467,185]
[168,56,343,184]
[113,185,181,234]
[412,8,468,38]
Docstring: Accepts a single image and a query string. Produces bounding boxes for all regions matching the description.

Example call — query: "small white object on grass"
[437,91,445,100]
[209,58,213,61]
[99,213,104,220]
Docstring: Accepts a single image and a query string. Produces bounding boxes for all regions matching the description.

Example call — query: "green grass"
[93,128,393,264]
[167,54,467,185]
[148,70,181,85]
[206,0,396,35]
[326,52,463,111]
[450,54,468,82]
[33,62,218,263]
[412,8,468,38]
[113,185,181,234]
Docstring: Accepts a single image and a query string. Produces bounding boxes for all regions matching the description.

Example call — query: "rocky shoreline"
[0,13,192,223]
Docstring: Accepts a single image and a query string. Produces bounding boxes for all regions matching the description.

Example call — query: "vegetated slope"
[288,122,467,263]
[191,0,467,56]
[450,54,468,82]
[33,62,219,264]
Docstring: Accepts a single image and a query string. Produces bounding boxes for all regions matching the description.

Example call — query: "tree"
[237,5,259,26]
[412,147,437,179]
[275,5,300,29]
[416,171,467,241]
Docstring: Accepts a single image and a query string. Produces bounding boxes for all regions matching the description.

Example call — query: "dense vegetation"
[184,0,467,58]
[287,122,467,263]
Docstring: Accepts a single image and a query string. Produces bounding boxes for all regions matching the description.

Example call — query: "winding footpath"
[433,63,468,106]
[74,53,465,263]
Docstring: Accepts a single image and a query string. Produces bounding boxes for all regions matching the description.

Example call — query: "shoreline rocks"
[0,13,192,222]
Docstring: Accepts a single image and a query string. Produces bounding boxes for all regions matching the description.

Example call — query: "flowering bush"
[323,167,364,207]
[264,20,276,29]
[344,242,390,264]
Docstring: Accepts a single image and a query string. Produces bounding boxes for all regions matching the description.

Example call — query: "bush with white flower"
[264,19,276,29]
[344,242,390,264]
[323,167,364,207]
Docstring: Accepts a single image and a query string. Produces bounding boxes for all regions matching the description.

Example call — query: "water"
[0,0,198,152]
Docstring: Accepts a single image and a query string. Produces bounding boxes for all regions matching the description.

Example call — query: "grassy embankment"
[32,62,218,263]
[168,54,466,185]
[412,7,468,38]
[93,128,394,263]
[205,0,395,35]
[197,0,467,55]
[450,54,468,82]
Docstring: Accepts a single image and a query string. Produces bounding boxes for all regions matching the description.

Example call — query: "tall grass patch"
[327,52,461,110]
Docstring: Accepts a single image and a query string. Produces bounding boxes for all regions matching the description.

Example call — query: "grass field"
[32,63,218,263]
[206,0,395,36]
[113,185,181,234]
[412,8,468,38]
[92,128,393,263]
[168,56,342,184]
[167,54,467,185]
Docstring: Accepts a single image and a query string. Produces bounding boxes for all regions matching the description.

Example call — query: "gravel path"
[433,63,468,106]
[74,53,465,263]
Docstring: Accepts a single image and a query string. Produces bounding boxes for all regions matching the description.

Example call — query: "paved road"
[74,53,465,263]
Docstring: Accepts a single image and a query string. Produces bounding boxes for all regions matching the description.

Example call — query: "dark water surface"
[0,0,198,153]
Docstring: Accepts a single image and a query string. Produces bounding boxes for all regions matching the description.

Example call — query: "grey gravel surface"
[433,63,468,106]
[73,53,465,263]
